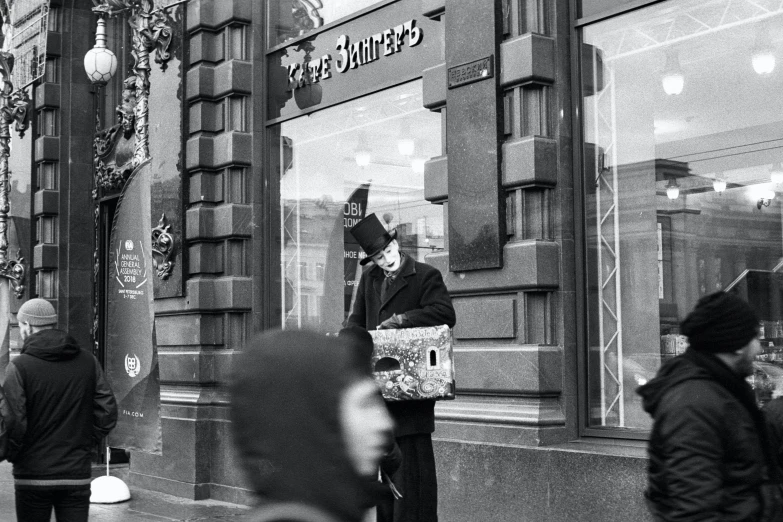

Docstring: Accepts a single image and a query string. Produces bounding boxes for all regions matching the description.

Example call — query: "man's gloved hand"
[378,313,409,329]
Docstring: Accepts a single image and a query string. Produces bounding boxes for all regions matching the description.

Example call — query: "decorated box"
[369,325,455,401]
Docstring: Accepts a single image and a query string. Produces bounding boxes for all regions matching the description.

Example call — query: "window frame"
[571,0,672,441]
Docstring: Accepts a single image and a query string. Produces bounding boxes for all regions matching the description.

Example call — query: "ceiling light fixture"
[354,134,371,167]
[713,178,727,193]
[666,178,680,200]
[661,51,684,96]
[752,26,776,76]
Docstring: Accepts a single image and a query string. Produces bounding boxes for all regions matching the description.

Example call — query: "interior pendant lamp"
[84,15,117,85]
[752,26,776,76]
[397,120,415,156]
[666,178,680,200]
[354,133,371,167]
[712,177,727,193]
[661,51,684,96]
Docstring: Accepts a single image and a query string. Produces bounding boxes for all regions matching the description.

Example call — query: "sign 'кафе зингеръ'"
[286,19,422,92]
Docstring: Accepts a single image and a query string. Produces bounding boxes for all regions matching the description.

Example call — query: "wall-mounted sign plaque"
[448,56,494,89]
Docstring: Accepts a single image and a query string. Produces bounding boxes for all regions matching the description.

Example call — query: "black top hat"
[349,213,398,265]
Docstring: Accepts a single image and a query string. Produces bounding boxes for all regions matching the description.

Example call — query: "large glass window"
[273,81,443,331]
[582,1,783,430]
[268,0,384,46]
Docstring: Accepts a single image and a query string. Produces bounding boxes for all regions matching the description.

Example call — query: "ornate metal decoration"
[0,51,29,299]
[91,0,181,346]
[93,74,137,195]
[0,250,25,298]
[151,213,174,279]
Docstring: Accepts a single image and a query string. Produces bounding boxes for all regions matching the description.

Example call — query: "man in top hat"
[637,291,779,521]
[346,213,456,522]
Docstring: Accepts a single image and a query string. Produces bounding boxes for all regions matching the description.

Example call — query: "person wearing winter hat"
[4,298,117,522]
[637,291,780,521]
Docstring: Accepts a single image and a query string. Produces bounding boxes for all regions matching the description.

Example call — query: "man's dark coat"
[637,348,773,521]
[346,253,456,437]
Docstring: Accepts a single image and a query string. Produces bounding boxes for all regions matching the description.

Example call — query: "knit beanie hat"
[17,298,57,326]
[680,291,759,353]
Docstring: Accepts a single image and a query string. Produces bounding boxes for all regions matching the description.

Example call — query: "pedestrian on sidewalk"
[4,298,118,522]
[231,329,395,522]
[0,376,12,461]
[346,214,456,522]
[637,291,780,521]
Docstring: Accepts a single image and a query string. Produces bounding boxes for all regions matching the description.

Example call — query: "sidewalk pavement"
[0,461,252,521]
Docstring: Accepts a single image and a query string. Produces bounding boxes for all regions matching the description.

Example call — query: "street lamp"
[83,15,117,85]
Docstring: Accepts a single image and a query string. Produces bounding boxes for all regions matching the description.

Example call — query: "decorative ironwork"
[91,0,181,346]
[151,213,174,279]
[0,250,25,298]
[0,51,28,299]
[93,75,137,195]
[140,9,174,71]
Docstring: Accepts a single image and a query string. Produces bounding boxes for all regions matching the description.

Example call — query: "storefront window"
[582,1,783,430]
[274,80,442,331]
[268,0,384,46]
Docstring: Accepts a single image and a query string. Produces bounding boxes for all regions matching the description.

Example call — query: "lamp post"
[84,15,117,85]
[0,51,29,298]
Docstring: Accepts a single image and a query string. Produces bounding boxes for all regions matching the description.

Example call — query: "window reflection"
[269,0,384,46]
[275,81,442,331]
[582,1,783,429]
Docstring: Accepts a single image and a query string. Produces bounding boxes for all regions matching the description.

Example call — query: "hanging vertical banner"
[343,184,370,317]
[321,184,370,331]
[105,161,162,454]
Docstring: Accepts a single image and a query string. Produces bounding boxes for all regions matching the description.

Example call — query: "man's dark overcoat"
[637,348,774,521]
[346,253,456,436]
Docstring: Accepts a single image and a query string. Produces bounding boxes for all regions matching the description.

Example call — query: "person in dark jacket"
[346,213,456,522]
[4,298,117,522]
[637,291,777,521]
[231,329,395,522]
[0,382,12,461]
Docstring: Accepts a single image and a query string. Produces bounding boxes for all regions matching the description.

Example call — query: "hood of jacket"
[637,349,713,417]
[21,329,82,362]
[230,329,377,522]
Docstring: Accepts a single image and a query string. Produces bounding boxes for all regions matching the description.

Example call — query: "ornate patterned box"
[369,325,455,401]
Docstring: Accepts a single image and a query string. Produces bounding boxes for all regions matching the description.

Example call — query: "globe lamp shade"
[84,47,117,85]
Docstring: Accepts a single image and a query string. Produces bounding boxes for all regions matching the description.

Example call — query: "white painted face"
[339,379,394,477]
[371,239,401,273]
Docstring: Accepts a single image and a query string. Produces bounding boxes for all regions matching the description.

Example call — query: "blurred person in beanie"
[345,213,456,522]
[637,291,781,521]
[4,298,117,522]
[231,329,395,522]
